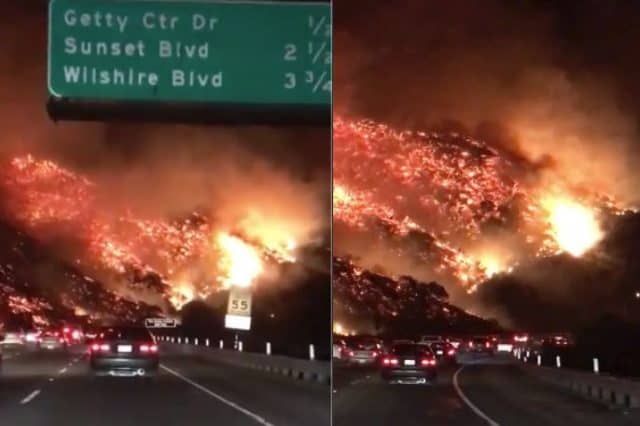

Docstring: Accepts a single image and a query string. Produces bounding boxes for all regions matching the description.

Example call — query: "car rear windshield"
[99,327,152,340]
[392,344,432,356]
[473,338,488,343]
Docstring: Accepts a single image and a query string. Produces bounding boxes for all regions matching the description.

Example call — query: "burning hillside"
[0,154,323,321]
[333,256,498,336]
[333,115,633,296]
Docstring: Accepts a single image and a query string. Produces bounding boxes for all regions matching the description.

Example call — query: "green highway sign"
[47,0,331,110]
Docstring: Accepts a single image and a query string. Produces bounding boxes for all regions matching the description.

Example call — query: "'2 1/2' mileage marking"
[282,39,331,93]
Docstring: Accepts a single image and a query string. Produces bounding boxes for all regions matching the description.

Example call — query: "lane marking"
[59,367,67,374]
[20,389,41,405]
[161,364,275,426]
[453,365,500,426]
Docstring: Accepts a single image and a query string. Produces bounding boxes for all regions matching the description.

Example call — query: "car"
[446,337,463,349]
[418,335,444,345]
[24,330,42,345]
[38,333,68,352]
[333,338,348,359]
[344,336,382,365]
[89,326,159,377]
[427,341,457,364]
[496,337,514,353]
[2,331,25,346]
[467,336,495,355]
[543,334,572,348]
[380,342,438,384]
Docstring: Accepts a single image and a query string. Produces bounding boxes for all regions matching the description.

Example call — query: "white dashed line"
[59,367,67,374]
[453,365,500,426]
[20,390,41,405]
[161,364,275,426]
[48,378,54,382]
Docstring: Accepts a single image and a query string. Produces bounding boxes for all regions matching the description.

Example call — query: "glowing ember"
[216,232,263,288]
[541,196,603,257]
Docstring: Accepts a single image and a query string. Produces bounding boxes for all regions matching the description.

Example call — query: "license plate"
[437,350,443,355]
[404,359,415,366]
[117,345,132,353]
[46,345,54,349]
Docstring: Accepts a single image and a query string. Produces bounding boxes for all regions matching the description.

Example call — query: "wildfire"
[216,232,263,288]
[333,115,628,290]
[0,155,300,311]
[541,196,603,257]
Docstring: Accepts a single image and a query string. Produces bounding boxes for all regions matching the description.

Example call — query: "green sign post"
[47,0,331,124]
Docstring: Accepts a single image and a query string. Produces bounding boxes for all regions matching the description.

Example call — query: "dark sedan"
[380,343,438,384]
[89,326,159,377]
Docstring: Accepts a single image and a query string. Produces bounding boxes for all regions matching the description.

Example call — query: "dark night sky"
[335,0,640,125]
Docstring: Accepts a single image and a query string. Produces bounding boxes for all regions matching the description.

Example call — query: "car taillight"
[348,350,354,357]
[421,358,436,366]
[59,338,65,344]
[485,342,490,348]
[447,349,455,356]
[468,341,473,348]
[140,344,158,353]
[372,351,378,357]
[91,343,110,352]
[382,357,398,365]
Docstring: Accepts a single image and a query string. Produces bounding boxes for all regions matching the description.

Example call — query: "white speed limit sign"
[227,288,252,316]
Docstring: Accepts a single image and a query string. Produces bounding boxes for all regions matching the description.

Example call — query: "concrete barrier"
[160,342,330,385]
[522,363,640,408]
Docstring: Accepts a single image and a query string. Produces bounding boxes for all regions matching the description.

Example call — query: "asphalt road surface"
[333,353,640,426]
[0,345,329,426]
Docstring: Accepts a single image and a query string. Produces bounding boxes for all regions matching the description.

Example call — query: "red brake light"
[447,349,455,356]
[421,358,436,366]
[348,351,354,357]
[140,343,158,353]
[91,343,109,352]
[382,357,399,365]
[468,341,473,348]
[485,342,490,348]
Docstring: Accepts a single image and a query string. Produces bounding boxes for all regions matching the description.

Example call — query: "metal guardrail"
[156,336,330,385]
[514,349,640,408]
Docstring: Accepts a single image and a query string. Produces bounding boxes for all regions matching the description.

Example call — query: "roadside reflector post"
[309,344,315,361]
[205,338,210,347]
[537,354,541,366]
[195,338,199,346]
[593,358,599,374]
[185,337,189,344]
[556,355,561,368]
[177,337,181,344]
[266,342,271,355]
[238,341,243,352]
[219,340,224,349]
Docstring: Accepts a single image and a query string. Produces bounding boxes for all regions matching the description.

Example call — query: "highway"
[0,345,329,426]
[333,353,640,426]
